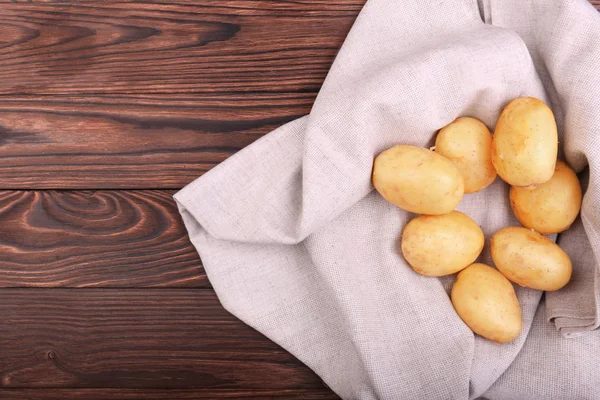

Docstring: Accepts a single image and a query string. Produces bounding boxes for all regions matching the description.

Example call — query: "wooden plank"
[0,289,330,391]
[0,389,340,400]
[0,94,309,189]
[0,0,363,189]
[0,190,207,288]
[0,2,362,95]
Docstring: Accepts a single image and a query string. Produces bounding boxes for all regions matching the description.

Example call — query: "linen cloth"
[175,0,600,398]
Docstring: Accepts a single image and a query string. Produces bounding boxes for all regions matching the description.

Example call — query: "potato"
[401,211,484,276]
[510,160,582,234]
[491,97,558,187]
[435,117,496,193]
[372,145,464,214]
[491,227,572,291]
[451,263,522,343]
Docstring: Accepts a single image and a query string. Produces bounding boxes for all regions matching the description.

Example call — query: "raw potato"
[401,211,484,276]
[491,227,572,291]
[435,117,496,193]
[492,97,558,187]
[451,263,522,343]
[372,145,464,214]
[510,160,582,234]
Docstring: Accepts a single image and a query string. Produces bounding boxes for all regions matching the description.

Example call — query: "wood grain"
[0,289,331,391]
[0,2,362,95]
[0,389,339,400]
[0,94,310,189]
[0,0,363,189]
[0,2,352,397]
[0,190,206,288]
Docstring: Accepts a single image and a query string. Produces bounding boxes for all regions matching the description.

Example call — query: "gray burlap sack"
[175,0,600,398]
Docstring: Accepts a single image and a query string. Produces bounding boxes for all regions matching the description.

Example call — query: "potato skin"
[510,160,582,234]
[401,211,484,277]
[372,145,464,215]
[451,263,522,343]
[435,117,496,193]
[492,97,558,187]
[491,227,572,291]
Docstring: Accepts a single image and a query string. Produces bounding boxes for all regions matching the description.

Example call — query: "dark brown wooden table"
[0,1,362,398]
[0,1,598,399]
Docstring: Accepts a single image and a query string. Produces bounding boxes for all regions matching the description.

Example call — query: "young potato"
[373,145,464,215]
[401,211,484,277]
[510,160,582,234]
[451,263,522,344]
[491,227,572,291]
[435,117,496,193]
[492,97,558,187]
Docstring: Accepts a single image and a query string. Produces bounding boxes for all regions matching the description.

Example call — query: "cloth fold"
[175,0,600,398]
